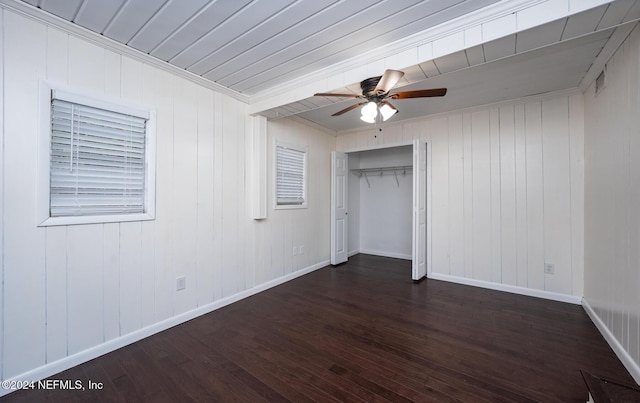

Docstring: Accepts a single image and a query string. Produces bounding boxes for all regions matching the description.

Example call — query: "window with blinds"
[38,83,156,226]
[276,144,307,207]
[50,99,147,217]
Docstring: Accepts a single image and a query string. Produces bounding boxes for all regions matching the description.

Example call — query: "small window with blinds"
[275,143,307,208]
[38,84,156,226]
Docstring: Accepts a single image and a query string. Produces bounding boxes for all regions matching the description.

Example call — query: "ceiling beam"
[248,0,616,116]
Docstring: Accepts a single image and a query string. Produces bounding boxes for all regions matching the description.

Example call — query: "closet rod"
[351,165,412,188]
[351,165,412,175]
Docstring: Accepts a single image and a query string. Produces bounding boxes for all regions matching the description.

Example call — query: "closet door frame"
[333,141,431,279]
[331,151,349,265]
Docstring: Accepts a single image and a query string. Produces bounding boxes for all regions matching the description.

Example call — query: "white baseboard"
[582,298,640,385]
[358,249,412,260]
[0,259,330,398]
[428,272,583,305]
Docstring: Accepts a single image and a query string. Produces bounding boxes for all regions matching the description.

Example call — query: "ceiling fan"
[314,69,447,123]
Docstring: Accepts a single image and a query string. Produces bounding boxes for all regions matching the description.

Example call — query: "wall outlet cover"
[176,276,186,291]
[544,263,555,274]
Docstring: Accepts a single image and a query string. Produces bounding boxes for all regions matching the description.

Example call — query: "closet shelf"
[351,165,412,187]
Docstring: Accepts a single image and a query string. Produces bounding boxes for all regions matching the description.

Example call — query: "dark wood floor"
[2,254,635,402]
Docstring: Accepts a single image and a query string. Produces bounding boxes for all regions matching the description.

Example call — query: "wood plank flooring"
[1,254,635,402]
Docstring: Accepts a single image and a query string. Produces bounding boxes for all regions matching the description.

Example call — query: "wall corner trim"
[579,21,638,92]
[582,298,640,385]
[249,115,268,219]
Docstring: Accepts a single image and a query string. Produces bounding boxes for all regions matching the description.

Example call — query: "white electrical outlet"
[544,263,555,274]
[299,245,304,254]
[176,276,186,291]
[293,246,298,256]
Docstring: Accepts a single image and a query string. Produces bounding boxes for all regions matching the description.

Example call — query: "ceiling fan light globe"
[361,102,377,119]
[360,114,376,123]
[379,104,397,121]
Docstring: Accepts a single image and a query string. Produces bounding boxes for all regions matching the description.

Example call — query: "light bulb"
[379,103,397,121]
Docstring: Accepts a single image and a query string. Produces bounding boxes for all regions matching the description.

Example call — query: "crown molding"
[0,0,249,103]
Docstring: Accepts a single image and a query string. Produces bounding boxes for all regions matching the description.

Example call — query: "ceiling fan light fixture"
[315,70,447,125]
[379,103,397,121]
[361,101,378,119]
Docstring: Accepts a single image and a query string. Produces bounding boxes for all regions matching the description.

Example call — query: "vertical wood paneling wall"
[336,91,584,299]
[0,10,333,382]
[584,24,640,382]
[259,118,333,286]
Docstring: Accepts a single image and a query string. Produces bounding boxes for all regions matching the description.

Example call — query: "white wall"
[583,23,640,383]
[0,8,334,385]
[261,118,333,281]
[353,146,413,259]
[337,91,584,300]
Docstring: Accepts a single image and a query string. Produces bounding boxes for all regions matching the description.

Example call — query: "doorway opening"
[331,140,430,280]
[348,145,413,259]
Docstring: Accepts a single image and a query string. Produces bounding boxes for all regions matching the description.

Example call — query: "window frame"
[274,140,308,210]
[37,80,156,226]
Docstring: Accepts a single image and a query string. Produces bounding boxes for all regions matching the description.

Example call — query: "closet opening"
[347,145,414,261]
[331,140,430,280]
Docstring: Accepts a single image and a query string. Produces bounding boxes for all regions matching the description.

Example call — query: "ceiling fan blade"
[389,88,447,99]
[314,92,361,98]
[373,69,405,95]
[332,102,366,116]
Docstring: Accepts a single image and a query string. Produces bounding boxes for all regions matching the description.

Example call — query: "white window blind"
[50,98,147,217]
[276,144,306,206]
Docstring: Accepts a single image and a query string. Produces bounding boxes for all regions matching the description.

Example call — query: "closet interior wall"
[347,145,413,260]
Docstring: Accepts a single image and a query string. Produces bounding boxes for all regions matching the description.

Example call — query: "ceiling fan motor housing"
[360,76,383,96]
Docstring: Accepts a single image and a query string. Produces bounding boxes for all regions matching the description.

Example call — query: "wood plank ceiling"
[16,0,640,131]
[22,0,499,94]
